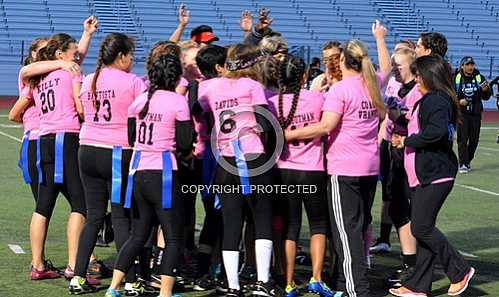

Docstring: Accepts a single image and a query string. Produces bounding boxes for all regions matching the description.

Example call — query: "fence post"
[490,56,494,78]
[20,40,24,65]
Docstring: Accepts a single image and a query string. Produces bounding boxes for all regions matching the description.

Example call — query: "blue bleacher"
[0,0,498,98]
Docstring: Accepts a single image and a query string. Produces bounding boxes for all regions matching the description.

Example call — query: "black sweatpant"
[36,133,86,219]
[404,181,470,294]
[327,175,377,297]
[387,147,412,229]
[214,154,273,251]
[115,171,184,277]
[75,146,134,281]
[279,169,328,242]
[457,114,481,167]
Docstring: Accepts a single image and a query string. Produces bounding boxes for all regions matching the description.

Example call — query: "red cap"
[192,31,219,43]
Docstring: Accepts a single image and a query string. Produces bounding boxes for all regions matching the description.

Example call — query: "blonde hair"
[178,40,199,50]
[343,39,385,118]
[259,36,288,55]
[393,47,417,63]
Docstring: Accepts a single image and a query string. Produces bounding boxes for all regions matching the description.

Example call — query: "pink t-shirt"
[79,68,147,148]
[268,90,325,171]
[403,87,453,187]
[191,79,214,159]
[198,77,268,157]
[402,86,423,188]
[31,69,82,136]
[128,90,191,171]
[18,71,40,140]
[322,74,383,176]
[383,77,402,142]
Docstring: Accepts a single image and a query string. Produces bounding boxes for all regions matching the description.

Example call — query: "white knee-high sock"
[222,250,240,290]
[255,239,273,283]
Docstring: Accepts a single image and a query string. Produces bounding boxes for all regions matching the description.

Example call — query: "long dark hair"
[139,54,183,119]
[29,33,76,88]
[410,55,460,124]
[92,33,135,100]
[146,40,180,73]
[277,55,305,129]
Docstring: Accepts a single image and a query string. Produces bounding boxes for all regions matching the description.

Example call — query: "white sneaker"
[370,241,391,254]
[459,165,469,174]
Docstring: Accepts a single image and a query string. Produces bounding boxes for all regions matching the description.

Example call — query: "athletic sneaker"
[252,281,276,297]
[284,283,298,297]
[68,276,98,295]
[370,239,391,254]
[448,267,475,296]
[387,265,414,288]
[193,274,215,291]
[496,135,499,143]
[307,278,344,297]
[124,281,157,296]
[458,165,469,174]
[467,164,472,172]
[31,265,61,280]
[105,288,121,297]
[216,279,229,295]
[388,286,427,297]
[225,288,243,297]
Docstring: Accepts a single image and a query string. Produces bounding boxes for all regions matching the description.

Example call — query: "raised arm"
[78,16,99,64]
[372,20,391,84]
[240,10,253,39]
[285,111,341,141]
[169,3,190,43]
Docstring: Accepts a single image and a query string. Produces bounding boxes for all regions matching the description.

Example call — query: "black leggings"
[177,158,202,251]
[115,171,184,277]
[25,139,39,201]
[215,154,273,251]
[279,169,328,242]
[387,147,412,229]
[36,133,86,219]
[75,146,134,281]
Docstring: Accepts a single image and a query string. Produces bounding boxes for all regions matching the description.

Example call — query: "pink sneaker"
[31,266,61,280]
[64,265,74,280]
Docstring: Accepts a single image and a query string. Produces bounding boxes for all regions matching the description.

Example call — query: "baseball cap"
[191,25,219,43]
[460,56,475,65]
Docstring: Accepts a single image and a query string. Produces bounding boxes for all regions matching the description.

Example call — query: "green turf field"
[0,111,498,297]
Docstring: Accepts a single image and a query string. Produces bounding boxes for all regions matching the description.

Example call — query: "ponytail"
[344,39,386,119]
[139,54,183,120]
[277,55,305,129]
[92,33,135,105]
[361,56,386,118]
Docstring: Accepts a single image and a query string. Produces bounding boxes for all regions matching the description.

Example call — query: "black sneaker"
[369,238,391,254]
[216,279,229,295]
[386,265,415,288]
[193,274,215,291]
[252,281,276,297]
[496,135,499,143]
[226,288,243,297]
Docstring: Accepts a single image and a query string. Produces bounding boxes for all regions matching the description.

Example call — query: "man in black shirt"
[454,56,492,173]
